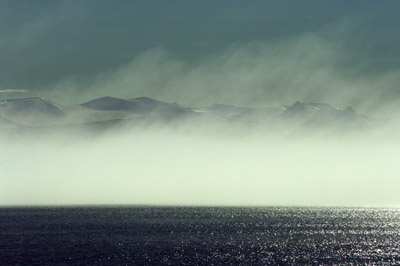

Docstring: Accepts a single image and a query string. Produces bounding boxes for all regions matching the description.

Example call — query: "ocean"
[1,206,399,265]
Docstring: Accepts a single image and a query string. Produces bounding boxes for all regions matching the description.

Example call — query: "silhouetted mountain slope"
[0,98,63,116]
[280,101,362,123]
[81,96,192,117]
[0,98,64,126]
[81,96,134,111]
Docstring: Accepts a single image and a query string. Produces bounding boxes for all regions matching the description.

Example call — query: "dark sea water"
[1,206,400,265]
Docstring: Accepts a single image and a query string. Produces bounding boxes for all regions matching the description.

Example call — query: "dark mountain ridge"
[0,96,369,131]
[0,97,64,116]
[81,96,191,116]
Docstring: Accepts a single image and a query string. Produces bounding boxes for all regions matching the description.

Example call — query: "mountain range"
[0,96,369,131]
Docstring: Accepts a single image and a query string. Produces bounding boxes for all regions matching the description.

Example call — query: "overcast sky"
[1,1,400,113]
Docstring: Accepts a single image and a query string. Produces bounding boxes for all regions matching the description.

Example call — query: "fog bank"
[1,126,399,207]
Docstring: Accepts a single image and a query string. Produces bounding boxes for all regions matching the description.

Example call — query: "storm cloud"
[1,0,400,117]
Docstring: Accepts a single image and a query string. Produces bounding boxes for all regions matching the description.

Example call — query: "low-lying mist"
[1,119,399,207]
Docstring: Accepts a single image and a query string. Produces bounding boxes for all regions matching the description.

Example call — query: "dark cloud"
[1,0,400,112]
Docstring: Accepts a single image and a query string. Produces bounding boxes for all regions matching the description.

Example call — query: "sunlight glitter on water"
[1,206,400,265]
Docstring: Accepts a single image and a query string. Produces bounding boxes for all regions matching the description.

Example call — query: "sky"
[1,1,400,115]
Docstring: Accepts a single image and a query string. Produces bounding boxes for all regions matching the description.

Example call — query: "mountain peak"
[80,96,192,116]
[81,97,132,110]
[285,101,305,112]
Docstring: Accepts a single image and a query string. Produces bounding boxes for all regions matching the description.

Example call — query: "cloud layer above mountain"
[1,1,400,116]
